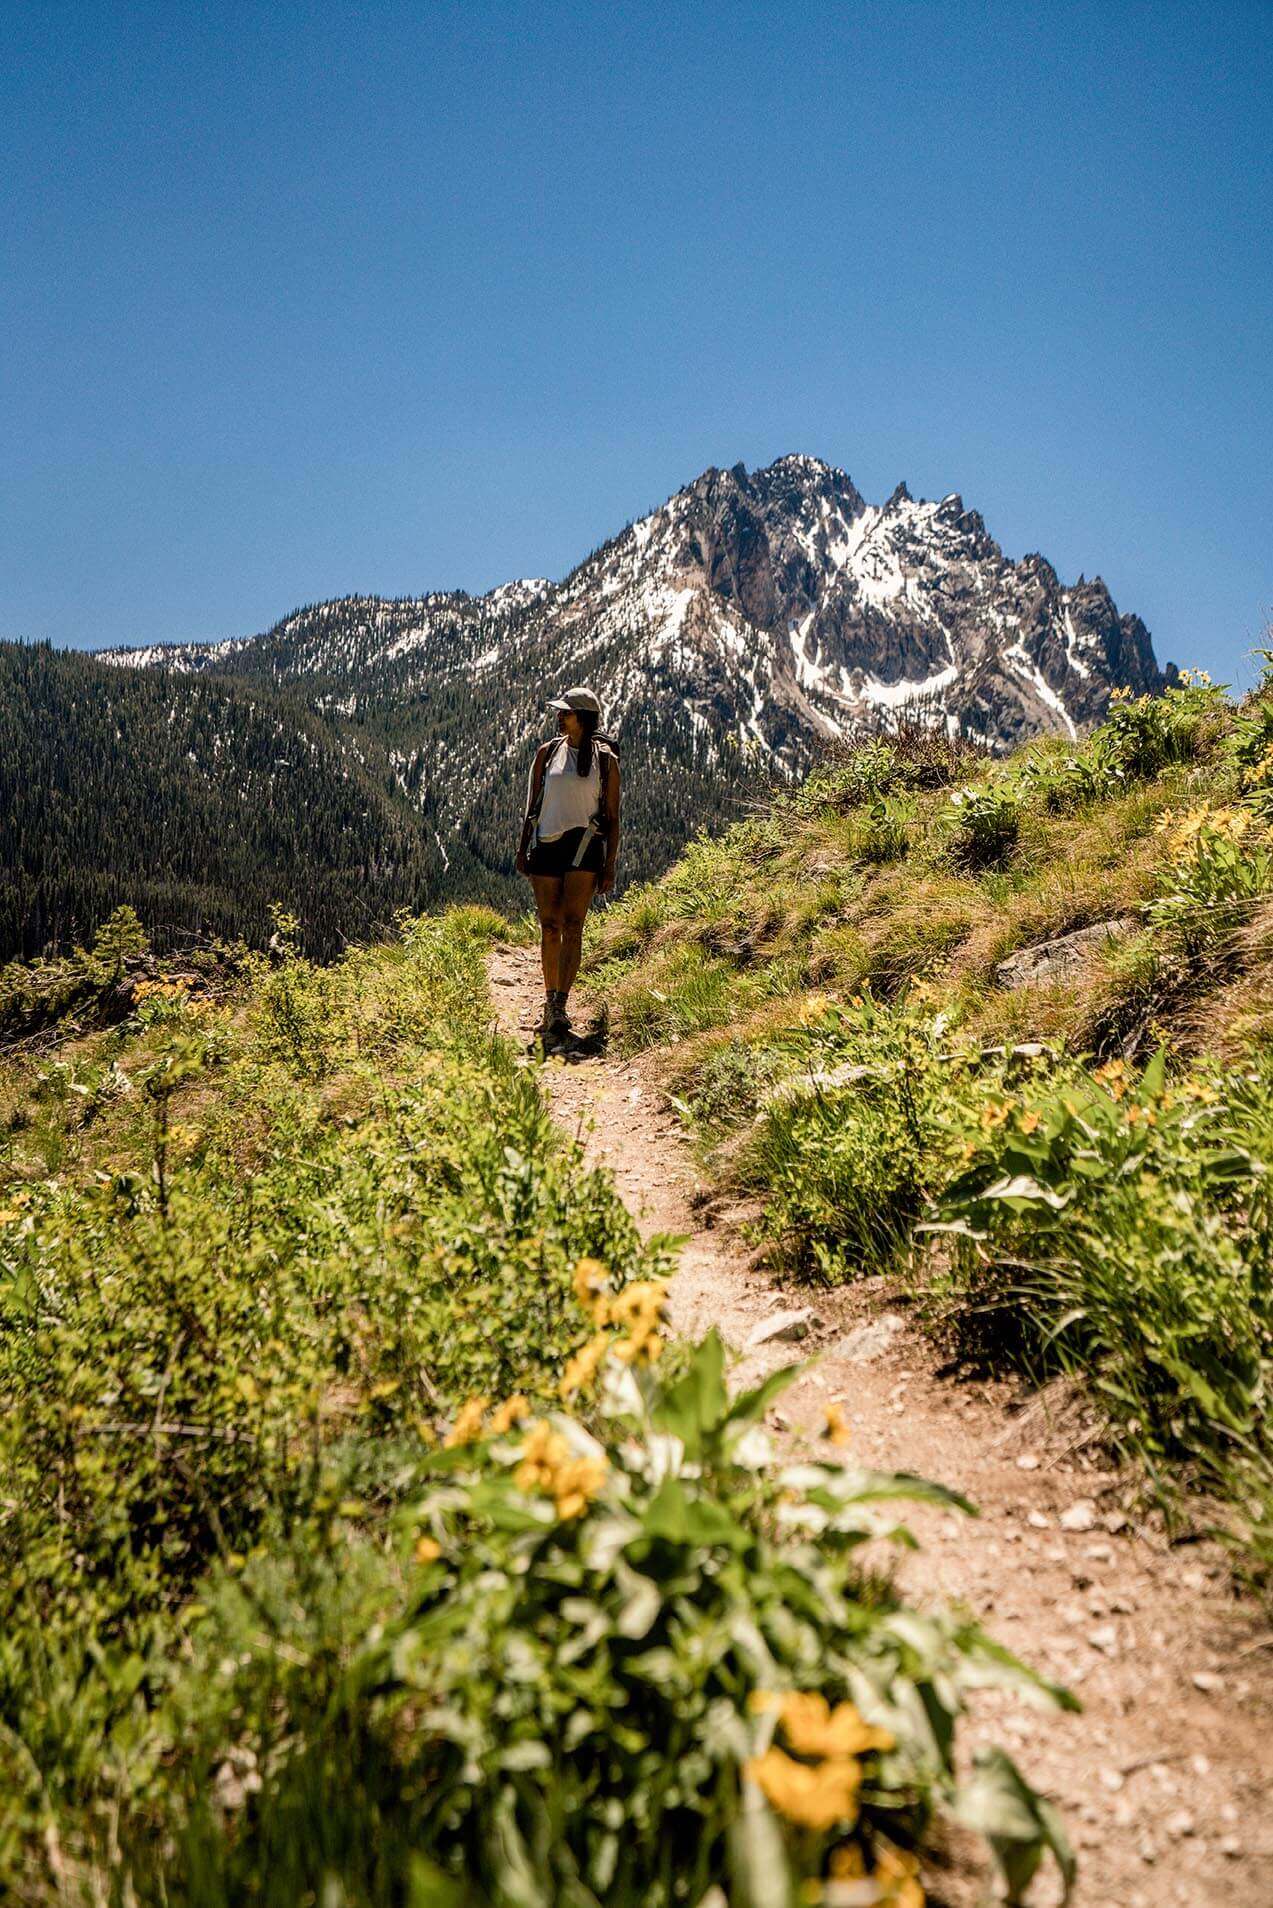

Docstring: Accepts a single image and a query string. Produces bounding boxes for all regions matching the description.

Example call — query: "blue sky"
[2,0,1270,682]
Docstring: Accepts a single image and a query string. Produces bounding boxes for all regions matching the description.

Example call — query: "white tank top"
[535,740,600,841]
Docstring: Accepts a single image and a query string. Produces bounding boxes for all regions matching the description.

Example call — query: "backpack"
[525,731,619,865]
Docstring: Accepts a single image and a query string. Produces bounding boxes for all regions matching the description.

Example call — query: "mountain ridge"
[99,453,1166,758]
[5,456,1169,960]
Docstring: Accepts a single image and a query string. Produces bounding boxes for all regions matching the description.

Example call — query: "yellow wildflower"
[488,1394,530,1436]
[1157,804,1212,849]
[874,1841,925,1907]
[829,1843,865,1880]
[514,1420,570,1491]
[612,1317,664,1365]
[608,1279,669,1328]
[513,1420,606,1519]
[559,1334,611,1399]
[443,1395,490,1448]
[608,1280,669,1366]
[745,1746,862,1832]
[1094,1059,1129,1101]
[413,1535,442,1565]
[775,1691,894,1760]
[1159,801,1256,854]
[979,1100,1010,1131]
[1018,1109,1041,1135]
[572,1256,610,1320]
[550,1453,608,1520]
[823,1402,851,1449]
[1245,743,1273,787]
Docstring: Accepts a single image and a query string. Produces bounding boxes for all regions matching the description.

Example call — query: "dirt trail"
[488,944,1273,1907]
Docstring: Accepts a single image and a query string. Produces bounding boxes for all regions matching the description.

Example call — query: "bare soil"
[488,943,1273,1907]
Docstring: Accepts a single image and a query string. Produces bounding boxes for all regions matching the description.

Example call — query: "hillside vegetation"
[1,631,752,968]
[0,910,1072,1905]
[0,640,451,963]
[588,671,1273,1571]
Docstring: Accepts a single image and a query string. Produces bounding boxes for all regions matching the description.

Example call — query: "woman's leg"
[530,875,566,991]
[558,870,598,1001]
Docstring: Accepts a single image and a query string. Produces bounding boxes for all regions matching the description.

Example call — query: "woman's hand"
[598,865,616,895]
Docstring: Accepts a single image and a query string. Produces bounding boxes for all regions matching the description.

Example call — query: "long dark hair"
[575,709,600,776]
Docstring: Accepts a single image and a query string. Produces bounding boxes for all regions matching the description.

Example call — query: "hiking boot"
[538,992,571,1046]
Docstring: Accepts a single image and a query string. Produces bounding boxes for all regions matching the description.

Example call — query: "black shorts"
[526,828,606,877]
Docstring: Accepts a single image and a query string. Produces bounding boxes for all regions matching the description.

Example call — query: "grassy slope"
[0,909,1072,1905]
[587,678,1273,1568]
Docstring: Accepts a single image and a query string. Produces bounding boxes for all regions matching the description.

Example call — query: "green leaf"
[980,1173,1073,1211]
[651,1328,729,1457]
[726,1788,797,1908]
[955,1628,1082,1712]
[723,1359,803,1435]
[490,1788,551,1908]
[955,1746,1076,1903]
[407,1856,473,1908]
[640,1476,748,1551]
[612,1562,662,1639]
[1138,1046,1167,1100]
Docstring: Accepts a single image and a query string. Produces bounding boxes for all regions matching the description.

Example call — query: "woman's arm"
[598,753,621,894]
[516,743,551,874]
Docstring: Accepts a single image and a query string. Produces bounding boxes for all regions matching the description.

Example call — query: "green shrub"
[0,906,151,1039]
[1148,809,1273,959]
[741,998,1016,1280]
[792,730,984,824]
[1099,677,1226,778]
[943,784,1021,871]
[842,799,912,864]
[0,914,661,1641]
[924,1051,1273,1556]
[99,1336,1073,1908]
[791,739,899,816]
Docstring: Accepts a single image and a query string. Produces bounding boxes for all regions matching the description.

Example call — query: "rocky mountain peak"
[98,453,1166,884]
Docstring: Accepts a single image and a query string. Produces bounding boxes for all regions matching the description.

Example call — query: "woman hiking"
[516,686,620,1043]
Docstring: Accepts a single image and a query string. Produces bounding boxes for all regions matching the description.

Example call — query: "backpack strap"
[569,740,617,869]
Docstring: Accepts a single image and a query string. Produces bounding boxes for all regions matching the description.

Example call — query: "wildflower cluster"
[513,1420,608,1520]
[563,1256,670,1396]
[1155,802,1256,852]
[442,1392,530,1447]
[132,977,191,1002]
